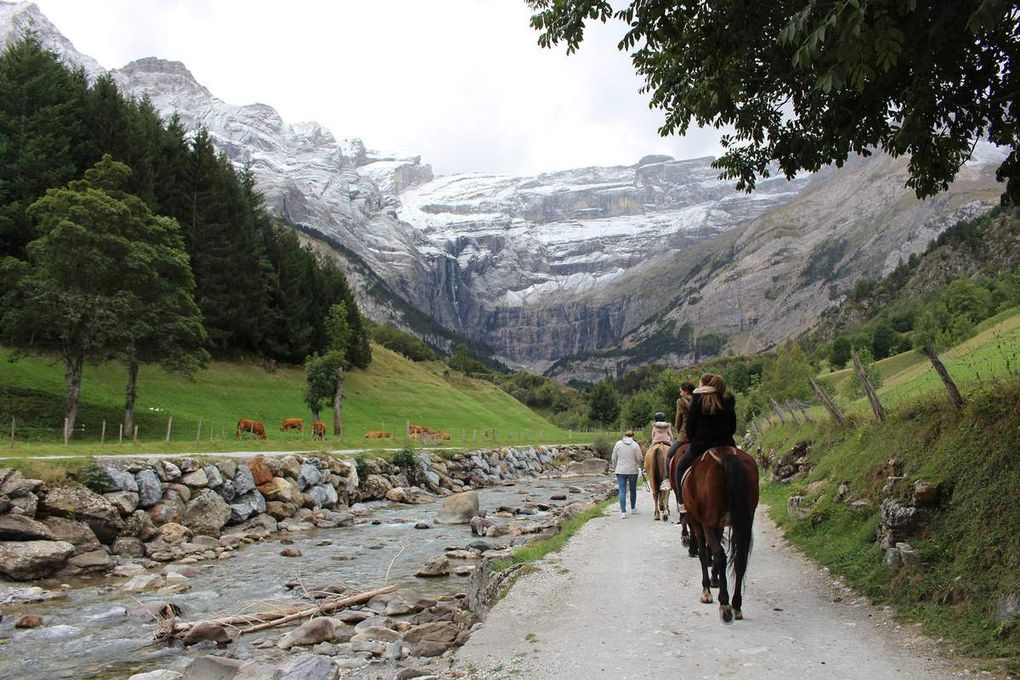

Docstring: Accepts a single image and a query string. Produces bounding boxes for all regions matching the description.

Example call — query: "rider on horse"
[671,374,737,489]
[666,382,696,470]
[650,412,674,446]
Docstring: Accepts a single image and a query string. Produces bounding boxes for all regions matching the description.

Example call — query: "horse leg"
[706,526,733,623]
[692,523,712,604]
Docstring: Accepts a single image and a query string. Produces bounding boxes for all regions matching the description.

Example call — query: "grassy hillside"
[759,379,1020,672]
[0,344,575,457]
[815,307,1020,413]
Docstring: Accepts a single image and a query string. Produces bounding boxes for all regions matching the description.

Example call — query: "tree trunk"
[332,366,345,436]
[123,360,139,436]
[64,353,84,440]
[809,378,845,426]
[851,348,886,422]
[922,345,965,408]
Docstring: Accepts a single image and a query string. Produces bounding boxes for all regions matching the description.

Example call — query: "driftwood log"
[165,584,397,640]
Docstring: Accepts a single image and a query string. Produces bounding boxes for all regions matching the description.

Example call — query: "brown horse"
[680,446,759,623]
[644,442,671,521]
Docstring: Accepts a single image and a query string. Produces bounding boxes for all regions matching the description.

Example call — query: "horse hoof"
[733,609,743,621]
[699,592,713,604]
[720,605,733,624]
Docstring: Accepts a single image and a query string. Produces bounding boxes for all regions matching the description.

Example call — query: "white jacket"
[611,436,644,475]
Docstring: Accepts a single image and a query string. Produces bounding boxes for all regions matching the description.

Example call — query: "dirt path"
[453,486,969,680]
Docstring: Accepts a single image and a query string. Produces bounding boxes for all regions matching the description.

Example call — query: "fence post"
[196,419,202,442]
[767,396,787,424]
[809,378,845,426]
[796,400,815,423]
[851,348,886,421]
[119,423,124,444]
[9,417,14,448]
[165,417,173,443]
[63,417,69,446]
[133,425,139,444]
[784,402,801,425]
[100,420,106,446]
[922,345,965,409]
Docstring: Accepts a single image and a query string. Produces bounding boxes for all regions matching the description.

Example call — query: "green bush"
[392,446,417,469]
[78,462,109,493]
[353,454,368,484]
[592,434,613,460]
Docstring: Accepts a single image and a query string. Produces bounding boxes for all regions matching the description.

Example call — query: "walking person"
[611,428,644,518]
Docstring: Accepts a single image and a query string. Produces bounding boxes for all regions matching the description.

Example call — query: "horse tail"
[721,453,754,575]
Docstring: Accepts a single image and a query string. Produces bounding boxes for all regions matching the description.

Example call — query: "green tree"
[761,342,814,402]
[324,302,352,436]
[304,353,335,424]
[870,321,897,360]
[587,378,621,427]
[528,1,1019,203]
[622,390,658,431]
[2,157,173,437]
[828,336,852,370]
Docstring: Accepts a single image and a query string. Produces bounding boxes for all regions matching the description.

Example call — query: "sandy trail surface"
[453,486,968,680]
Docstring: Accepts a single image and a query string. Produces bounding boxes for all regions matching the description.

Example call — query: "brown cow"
[237,419,267,440]
[364,431,392,439]
[312,421,327,440]
[280,418,304,432]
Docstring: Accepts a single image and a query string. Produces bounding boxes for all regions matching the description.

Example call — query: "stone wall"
[0,446,600,581]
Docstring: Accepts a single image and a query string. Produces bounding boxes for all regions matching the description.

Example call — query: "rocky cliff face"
[0,1,1007,377]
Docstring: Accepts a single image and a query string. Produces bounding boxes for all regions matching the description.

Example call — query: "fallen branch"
[168,584,396,639]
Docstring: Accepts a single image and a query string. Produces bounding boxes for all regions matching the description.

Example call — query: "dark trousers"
[667,440,698,486]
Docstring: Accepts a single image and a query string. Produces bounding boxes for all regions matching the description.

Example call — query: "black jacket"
[685,393,737,454]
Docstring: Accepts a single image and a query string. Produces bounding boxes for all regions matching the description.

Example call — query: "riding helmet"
[655,411,666,422]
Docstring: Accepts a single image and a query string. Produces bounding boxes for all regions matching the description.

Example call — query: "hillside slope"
[0,344,564,454]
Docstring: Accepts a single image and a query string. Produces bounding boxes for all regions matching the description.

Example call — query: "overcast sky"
[31,0,726,176]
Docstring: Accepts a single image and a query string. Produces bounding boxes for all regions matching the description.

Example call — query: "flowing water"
[0,476,606,680]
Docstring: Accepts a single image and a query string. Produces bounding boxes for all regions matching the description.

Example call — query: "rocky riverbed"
[0,447,614,679]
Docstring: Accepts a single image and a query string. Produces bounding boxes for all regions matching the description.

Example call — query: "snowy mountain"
[0,1,1007,377]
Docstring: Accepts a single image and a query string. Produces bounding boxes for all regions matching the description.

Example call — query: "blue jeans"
[617,474,637,513]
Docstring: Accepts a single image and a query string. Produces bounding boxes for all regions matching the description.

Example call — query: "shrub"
[392,446,417,469]
[78,461,109,492]
[592,434,613,460]
[353,454,368,484]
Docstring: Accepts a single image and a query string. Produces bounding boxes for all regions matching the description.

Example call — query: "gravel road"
[453,487,970,680]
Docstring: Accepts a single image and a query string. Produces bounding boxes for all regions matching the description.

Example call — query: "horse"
[680,446,759,623]
[236,418,267,440]
[280,418,304,432]
[644,442,671,521]
[667,443,695,552]
[312,420,327,440]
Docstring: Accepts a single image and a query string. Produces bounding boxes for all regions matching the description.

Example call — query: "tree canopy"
[528,0,1019,204]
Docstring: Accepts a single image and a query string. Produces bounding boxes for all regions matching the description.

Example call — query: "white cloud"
[32,0,727,175]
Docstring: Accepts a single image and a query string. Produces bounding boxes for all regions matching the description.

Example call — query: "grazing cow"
[312,421,327,440]
[408,424,427,435]
[237,419,267,440]
[280,418,304,432]
[364,431,391,439]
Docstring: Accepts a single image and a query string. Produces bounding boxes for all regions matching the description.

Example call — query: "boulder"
[166,483,191,503]
[280,456,302,478]
[112,536,145,557]
[42,516,101,554]
[147,494,186,525]
[229,491,266,523]
[103,466,139,493]
[247,458,273,486]
[158,522,192,545]
[239,513,278,534]
[215,459,237,480]
[135,470,163,508]
[259,477,299,503]
[385,487,410,503]
[121,573,165,592]
[8,492,39,517]
[434,490,478,525]
[180,469,209,488]
[308,484,338,509]
[128,672,182,680]
[277,617,345,649]
[0,468,43,497]
[0,540,75,580]
[181,655,244,680]
[123,510,160,541]
[370,589,436,616]
[402,621,460,644]
[178,458,200,474]
[564,459,608,476]
[896,542,922,568]
[469,516,495,536]
[182,621,231,647]
[182,490,232,536]
[266,501,298,520]
[911,481,939,507]
[297,462,323,490]
[787,495,812,521]
[415,555,450,577]
[39,485,124,543]
[362,474,393,499]
[995,594,1020,622]
[882,498,922,533]
[104,491,140,515]
[202,465,224,489]
[273,654,338,680]
[409,640,451,657]
[232,465,256,495]
[0,514,56,541]
[154,461,182,482]
[63,548,114,574]
[15,613,43,628]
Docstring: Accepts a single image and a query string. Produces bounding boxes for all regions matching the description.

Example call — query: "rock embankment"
[0,446,601,581]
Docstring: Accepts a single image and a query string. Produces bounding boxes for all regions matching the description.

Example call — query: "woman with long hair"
[671,373,738,487]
